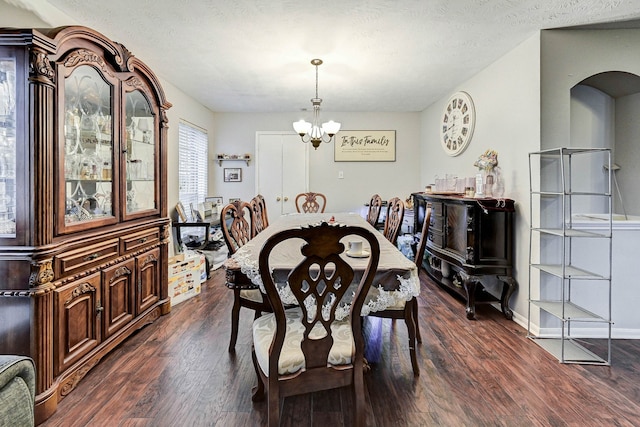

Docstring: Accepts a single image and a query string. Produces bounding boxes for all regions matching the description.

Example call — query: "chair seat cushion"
[253,308,354,376]
[240,288,263,303]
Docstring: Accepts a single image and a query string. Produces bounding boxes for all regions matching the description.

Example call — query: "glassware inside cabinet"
[0,58,17,237]
[63,65,114,224]
[125,90,156,214]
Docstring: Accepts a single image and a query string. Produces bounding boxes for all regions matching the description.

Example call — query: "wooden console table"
[412,193,517,320]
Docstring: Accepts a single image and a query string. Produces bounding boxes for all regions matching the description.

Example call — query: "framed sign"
[334,130,396,162]
[224,168,242,182]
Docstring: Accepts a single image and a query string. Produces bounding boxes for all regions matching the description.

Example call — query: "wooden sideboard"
[412,193,516,320]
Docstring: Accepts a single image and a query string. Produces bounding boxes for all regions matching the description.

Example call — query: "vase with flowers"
[473,149,504,198]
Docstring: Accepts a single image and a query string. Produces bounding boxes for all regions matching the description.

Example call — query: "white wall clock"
[440,91,476,156]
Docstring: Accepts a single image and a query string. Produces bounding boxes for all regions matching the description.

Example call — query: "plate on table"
[346,250,370,258]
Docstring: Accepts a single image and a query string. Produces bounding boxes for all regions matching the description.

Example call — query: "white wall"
[541,29,640,150]
[211,112,421,213]
[160,78,216,235]
[0,0,48,26]
[615,92,640,215]
[569,85,614,214]
[421,33,541,326]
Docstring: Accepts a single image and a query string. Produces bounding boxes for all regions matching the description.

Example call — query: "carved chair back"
[220,200,252,255]
[250,194,269,237]
[366,194,383,227]
[382,197,405,246]
[295,192,327,213]
[414,207,432,268]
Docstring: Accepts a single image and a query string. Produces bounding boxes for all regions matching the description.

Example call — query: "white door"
[256,132,308,217]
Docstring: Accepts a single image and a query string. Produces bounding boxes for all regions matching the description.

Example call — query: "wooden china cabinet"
[0,26,171,423]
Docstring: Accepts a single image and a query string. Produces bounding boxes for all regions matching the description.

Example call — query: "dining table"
[226,212,420,320]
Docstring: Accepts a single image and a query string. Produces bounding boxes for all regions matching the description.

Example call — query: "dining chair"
[249,194,269,237]
[295,191,327,213]
[251,222,380,427]
[366,193,383,227]
[382,196,405,246]
[365,206,431,376]
[220,200,271,352]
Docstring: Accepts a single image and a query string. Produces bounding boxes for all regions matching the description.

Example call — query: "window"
[178,120,208,216]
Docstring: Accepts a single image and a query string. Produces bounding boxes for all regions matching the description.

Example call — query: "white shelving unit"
[528,147,612,365]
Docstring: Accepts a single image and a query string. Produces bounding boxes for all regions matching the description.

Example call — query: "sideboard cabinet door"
[102,259,136,339]
[137,247,161,314]
[54,273,102,376]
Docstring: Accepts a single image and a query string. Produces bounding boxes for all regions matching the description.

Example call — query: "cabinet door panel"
[137,247,160,314]
[58,62,119,234]
[445,204,468,259]
[122,89,159,220]
[102,259,135,339]
[54,273,101,375]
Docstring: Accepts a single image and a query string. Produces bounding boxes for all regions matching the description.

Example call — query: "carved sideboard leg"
[459,271,478,320]
[497,275,517,320]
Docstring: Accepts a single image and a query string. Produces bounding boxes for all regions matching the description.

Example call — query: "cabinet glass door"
[124,90,156,216]
[63,65,115,227]
[0,57,16,237]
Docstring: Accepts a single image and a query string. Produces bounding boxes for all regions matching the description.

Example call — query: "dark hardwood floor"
[41,268,640,426]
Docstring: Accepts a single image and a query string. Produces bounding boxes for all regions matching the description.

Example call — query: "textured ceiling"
[12,0,640,112]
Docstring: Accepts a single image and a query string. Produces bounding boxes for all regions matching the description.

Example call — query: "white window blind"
[178,120,208,217]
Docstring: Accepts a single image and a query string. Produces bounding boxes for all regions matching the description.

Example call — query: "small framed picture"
[229,197,241,203]
[205,196,224,206]
[224,168,242,182]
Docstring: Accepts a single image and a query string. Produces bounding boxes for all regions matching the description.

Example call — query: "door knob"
[276,197,281,202]
[284,197,289,202]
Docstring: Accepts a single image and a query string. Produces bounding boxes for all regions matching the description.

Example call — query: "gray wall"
[211,112,421,213]
[420,33,541,326]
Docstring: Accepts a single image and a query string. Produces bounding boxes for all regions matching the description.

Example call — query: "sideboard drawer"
[56,239,120,277]
[428,230,444,248]
[121,229,160,254]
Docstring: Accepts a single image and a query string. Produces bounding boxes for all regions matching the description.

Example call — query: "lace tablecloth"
[230,212,419,319]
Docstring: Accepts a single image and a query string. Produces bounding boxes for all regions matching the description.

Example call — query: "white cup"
[348,241,363,255]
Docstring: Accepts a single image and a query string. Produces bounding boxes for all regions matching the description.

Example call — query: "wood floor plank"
[40,268,640,427]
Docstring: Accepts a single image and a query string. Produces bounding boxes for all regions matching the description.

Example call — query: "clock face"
[440,91,475,156]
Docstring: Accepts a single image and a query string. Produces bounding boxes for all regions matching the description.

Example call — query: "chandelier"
[292,59,341,149]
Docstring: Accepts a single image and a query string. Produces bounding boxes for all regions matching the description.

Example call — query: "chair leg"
[405,301,420,376]
[353,359,366,427]
[229,289,242,352]
[268,379,280,427]
[413,297,422,343]
[250,349,265,402]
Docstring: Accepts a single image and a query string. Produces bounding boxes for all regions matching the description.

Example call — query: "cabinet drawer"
[56,239,120,277]
[121,229,160,253]
[429,202,444,233]
[428,230,444,248]
[431,202,444,217]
